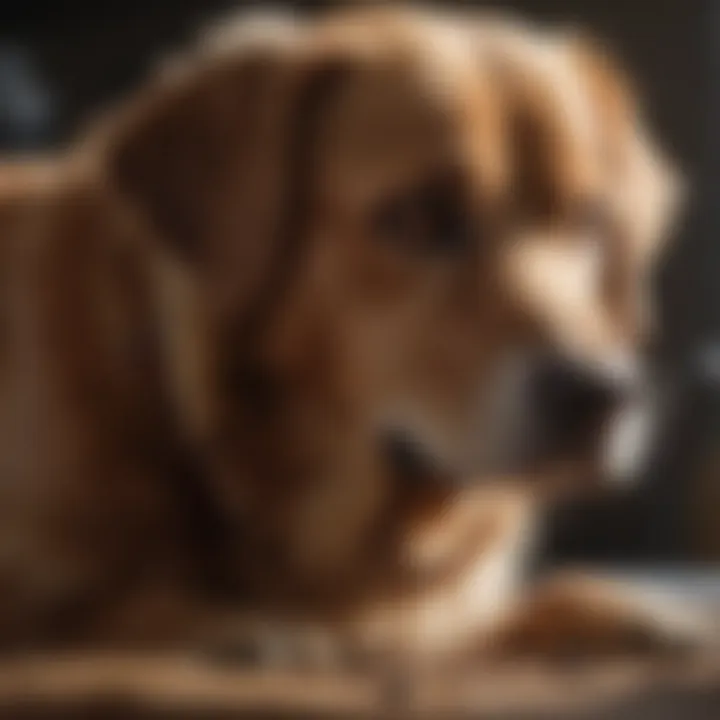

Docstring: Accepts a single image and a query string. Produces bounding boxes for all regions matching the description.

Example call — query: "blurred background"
[0,0,717,566]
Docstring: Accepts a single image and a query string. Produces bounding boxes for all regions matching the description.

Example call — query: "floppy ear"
[102,23,349,438]
[106,25,347,323]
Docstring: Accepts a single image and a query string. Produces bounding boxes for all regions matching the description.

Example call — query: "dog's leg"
[485,571,718,659]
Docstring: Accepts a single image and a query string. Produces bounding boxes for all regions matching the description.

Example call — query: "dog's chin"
[526,399,658,495]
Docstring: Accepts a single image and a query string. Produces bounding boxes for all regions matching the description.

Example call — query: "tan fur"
[0,7,691,662]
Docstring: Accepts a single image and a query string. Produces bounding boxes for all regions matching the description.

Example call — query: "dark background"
[0,1,717,564]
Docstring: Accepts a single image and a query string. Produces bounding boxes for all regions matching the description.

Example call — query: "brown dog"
[0,6,699,665]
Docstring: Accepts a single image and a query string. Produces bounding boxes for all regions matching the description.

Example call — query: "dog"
[0,6,699,666]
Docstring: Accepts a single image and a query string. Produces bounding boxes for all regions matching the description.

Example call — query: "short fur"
[0,7,696,663]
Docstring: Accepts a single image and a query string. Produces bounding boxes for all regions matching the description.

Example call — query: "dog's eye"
[373,183,473,254]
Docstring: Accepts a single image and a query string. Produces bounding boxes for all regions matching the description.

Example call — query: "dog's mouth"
[382,429,454,486]
[380,425,587,491]
[379,354,659,493]
[380,392,657,494]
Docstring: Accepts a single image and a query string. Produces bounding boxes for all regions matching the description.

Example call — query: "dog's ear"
[105,23,347,321]
[101,21,350,438]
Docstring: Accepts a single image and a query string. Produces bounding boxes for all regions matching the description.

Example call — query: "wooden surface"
[0,652,718,719]
[1,571,718,718]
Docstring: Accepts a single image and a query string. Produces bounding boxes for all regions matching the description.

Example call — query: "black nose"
[531,358,631,454]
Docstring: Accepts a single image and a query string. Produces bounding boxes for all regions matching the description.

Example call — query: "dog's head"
[102,8,682,543]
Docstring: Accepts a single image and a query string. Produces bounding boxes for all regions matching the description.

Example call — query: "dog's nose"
[532,357,634,451]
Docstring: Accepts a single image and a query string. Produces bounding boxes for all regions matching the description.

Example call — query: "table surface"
[0,568,718,719]
[0,653,718,719]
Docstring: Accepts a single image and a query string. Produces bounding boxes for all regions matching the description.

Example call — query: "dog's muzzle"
[381,352,658,489]
[523,354,657,484]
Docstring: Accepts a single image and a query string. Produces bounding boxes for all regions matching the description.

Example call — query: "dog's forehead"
[314,13,618,210]
[318,72,496,205]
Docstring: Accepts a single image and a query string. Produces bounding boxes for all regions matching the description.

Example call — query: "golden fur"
[0,7,696,663]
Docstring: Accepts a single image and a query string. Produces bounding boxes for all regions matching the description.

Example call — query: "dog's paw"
[488,573,720,661]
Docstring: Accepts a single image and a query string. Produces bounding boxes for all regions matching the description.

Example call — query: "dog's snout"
[533,358,632,449]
